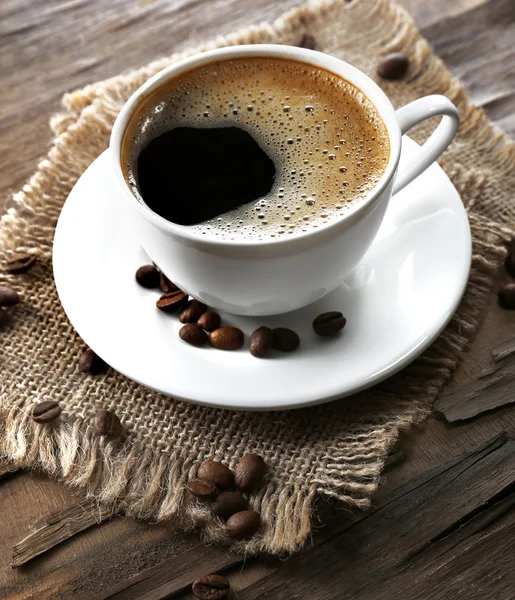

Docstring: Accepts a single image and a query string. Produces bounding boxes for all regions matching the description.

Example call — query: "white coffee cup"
[110,44,459,316]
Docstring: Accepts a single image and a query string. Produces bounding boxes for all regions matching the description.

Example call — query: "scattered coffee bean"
[95,409,125,438]
[4,253,37,274]
[192,574,230,600]
[297,33,317,50]
[78,348,105,374]
[226,510,261,540]
[234,454,266,492]
[197,311,221,332]
[179,323,208,347]
[156,289,188,312]
[313,311,346,336]
[249,326,273,358]
[377,52,410,80]
[198,460,234,488]
[0,308,9,327]
[498,284,515,309]
[32,401,61,424]
[210,326,244,350]
[135,264,160,288]
[187,478,217,500]
[0,285,20,307]
[180,299,207,324]
[211,491,249,519]
[505,252,515,277]
[272,327,300,352]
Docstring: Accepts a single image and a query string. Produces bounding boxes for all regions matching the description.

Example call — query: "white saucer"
[53,138,471,411]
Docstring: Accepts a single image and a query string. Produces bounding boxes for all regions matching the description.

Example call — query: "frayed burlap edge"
[1,0,514,555]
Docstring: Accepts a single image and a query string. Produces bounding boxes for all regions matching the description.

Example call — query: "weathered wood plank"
[239,434,515,599]
[435,352,515,422]
[102,544,242,600]
[11,502,116,568]
[491,335,515,362]
[347,499,515,599]
[383,449,407,471]
[421,0,515,139]
[103,434,515,600]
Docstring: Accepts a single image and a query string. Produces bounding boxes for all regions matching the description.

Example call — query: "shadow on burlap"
[1,0,514,554]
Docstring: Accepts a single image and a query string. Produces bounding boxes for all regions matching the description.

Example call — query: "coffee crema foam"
[123,57,390,240]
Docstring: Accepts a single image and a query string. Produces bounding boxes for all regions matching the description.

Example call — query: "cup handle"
[393,95,459,195]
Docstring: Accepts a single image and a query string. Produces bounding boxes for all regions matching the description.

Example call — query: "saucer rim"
[53,140,471,411]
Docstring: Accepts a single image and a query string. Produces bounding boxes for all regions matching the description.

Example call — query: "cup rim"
[110,44,402,249]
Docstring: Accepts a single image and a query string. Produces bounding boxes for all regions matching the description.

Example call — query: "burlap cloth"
[1,0,514,555]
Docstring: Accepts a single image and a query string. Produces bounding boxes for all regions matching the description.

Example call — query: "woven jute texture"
[1,0,514,555]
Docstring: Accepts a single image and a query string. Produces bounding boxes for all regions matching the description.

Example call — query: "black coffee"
[137,126,276,225]
[122,57,390,240]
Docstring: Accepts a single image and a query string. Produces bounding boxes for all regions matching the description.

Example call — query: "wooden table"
[1,0,515,598]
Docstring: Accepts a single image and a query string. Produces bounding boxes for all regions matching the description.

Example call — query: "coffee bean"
[313,311,346,336]
[180,299,207,324]
[187,478,217,500]
[0,308,9,327]
[272,327,300,352]
[135,264,160,288]
[192,574,230,600]
[377,52,410,80]
[95,409,125,438]
[159,272,177,293]
[498,284,515,309]
[234,454,266,492]
[0,285,20,307]
[156,289,188,312]
[4,253,37,274]
[179,323,208,347]
[78,348,105,374]
[197,311,221,332]
[226,510,261,540]
[249,326,273,358]
[198,460,234,488]
[32,401,61,424]
[211,491,249,519]
[209,327,244,350]
[297,33,317,50]
[505,252,515,277]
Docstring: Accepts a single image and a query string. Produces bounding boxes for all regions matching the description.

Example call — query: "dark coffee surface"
[137,126,275,225]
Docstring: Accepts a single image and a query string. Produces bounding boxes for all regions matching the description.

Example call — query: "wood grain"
[423,0,515,138]
[491,335,515,362]
[11,502,117,568]
[237,434,515,600]
[435,352,515,421]
[1,0,514,598]
[102,544,242,600]
[383,449,407,470]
